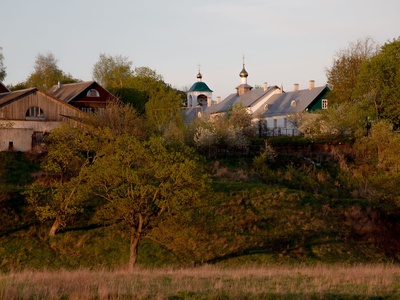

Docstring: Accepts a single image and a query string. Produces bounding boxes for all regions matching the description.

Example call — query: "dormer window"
[291,100,297,107]
[26,106,45,120]
[264,104,269,111]
[87,89,100,97]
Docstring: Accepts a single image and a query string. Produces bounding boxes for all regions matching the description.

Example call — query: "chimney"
[263,82,268,91]
[309,80,315,90]
[294,83,299,91]
[217,96,221,104]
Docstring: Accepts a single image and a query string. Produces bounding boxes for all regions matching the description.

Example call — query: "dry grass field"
[1,263,400,299]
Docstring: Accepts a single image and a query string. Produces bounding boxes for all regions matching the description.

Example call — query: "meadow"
[1,264,400,299]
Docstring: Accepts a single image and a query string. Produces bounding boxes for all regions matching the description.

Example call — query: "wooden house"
[47,81,117,113]
[0,87,85,151]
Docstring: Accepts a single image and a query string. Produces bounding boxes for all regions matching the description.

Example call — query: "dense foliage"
[322,37,400,135]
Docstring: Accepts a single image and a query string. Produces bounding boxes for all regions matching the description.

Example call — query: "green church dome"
[188,81,213,93]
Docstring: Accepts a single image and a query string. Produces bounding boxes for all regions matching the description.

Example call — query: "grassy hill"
[0,140,399,271]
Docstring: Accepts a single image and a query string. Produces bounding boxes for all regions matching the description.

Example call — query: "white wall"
[0,121,62,151]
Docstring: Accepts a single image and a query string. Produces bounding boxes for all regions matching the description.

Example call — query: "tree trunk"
[49,215,61,237]
[128,214,143,272]
[128,229,140,272]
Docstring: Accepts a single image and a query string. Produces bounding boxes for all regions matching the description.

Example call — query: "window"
[291,100,297,107]
[87,89,100,97]
[322,99,328,109]
[274,119,277,129]
[26,106,44,120]
[80,107,94,113]
[97,108,105,115]
[284,117,287,128]
[32,131,44,145]
[264,104,269,110]
[197,94,207,106]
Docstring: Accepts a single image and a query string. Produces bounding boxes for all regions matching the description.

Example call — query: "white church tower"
[187,67,213,107]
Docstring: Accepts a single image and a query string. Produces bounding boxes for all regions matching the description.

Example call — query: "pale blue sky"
[1,0,399,98]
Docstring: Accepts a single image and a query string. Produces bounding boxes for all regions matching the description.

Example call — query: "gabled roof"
[205,86,279,114]
[0,87,86,121]
[0,88,37,107]
[47,81,95,103]
[0,82,10,93]
[253,86,328,118]
[188,81,213,93]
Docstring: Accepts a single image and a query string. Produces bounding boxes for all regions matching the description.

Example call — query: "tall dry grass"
[1,264,399,299]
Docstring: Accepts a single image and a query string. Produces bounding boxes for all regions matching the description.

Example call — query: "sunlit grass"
[1,264,399,299]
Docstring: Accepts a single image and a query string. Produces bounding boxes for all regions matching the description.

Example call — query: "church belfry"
[187,66,213,107]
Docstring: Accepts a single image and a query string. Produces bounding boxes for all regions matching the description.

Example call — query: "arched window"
[291,100,297,107]
[87,89,100,97]
[197,94,207,106]
[26,106,45,120]
[264,104,269,111]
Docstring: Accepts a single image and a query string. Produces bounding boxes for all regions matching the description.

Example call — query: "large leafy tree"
[326,37,378,105]
[25,103,146,237]
[355,37,400,127]
[92,54,185,118]
[92,53,133,89]
[26,53,79,91]
[92,54,143,110]
[87,135,208,270]
[25,125,101,236]
[0,47,6,82]
[303,37,399,140]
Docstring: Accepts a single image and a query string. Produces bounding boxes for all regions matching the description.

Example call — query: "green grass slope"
[0,148,399,271]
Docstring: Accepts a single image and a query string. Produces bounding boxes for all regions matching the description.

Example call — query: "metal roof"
[0,88,37,107]
[47,81,95,103]
[204,86,277,114]
[188,81,213,93]
[253,86,328,118]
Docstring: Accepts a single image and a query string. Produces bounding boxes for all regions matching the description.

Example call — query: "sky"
[1,0,399,99]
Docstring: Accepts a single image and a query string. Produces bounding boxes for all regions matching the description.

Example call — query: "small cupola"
[236,55,253,95]
[239,55,249,85]
[240,66,248,79]
[197,71,202,82]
